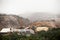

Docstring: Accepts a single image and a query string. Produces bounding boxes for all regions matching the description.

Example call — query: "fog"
[0,0,60,19]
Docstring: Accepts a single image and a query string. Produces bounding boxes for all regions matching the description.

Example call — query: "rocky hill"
[0,14,30,30]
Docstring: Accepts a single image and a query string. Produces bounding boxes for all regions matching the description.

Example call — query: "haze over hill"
[0,0,59,22]
[19,12,57,22]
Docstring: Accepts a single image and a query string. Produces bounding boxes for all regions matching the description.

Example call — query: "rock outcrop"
[0,14,30,30]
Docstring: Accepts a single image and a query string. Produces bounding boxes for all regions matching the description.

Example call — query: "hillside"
[0,14,30,30]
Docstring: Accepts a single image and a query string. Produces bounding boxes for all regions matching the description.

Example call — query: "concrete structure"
[35,27,49,32]
[0,28,11,33]
[0,28,35,35]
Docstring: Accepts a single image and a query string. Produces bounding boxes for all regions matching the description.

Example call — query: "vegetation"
[0,28,60,40]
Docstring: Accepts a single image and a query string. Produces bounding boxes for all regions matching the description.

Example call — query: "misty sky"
[0,0,59,15]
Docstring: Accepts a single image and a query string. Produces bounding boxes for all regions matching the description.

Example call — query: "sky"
[0,0,60,17]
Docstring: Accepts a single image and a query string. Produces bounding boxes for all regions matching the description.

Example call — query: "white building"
[0,28,11,33]
[0,28,35,35]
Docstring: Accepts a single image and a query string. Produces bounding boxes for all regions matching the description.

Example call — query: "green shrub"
[0,28,60,40]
